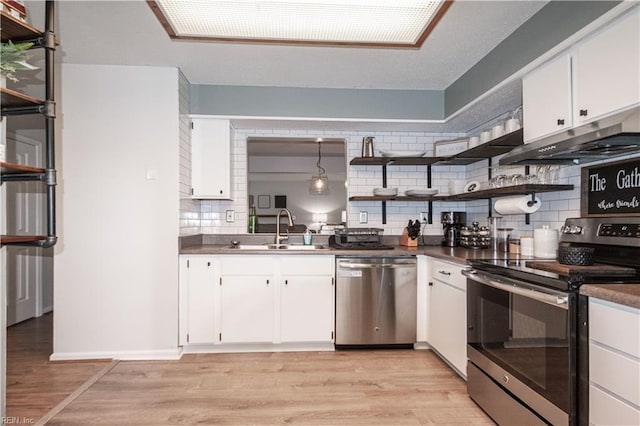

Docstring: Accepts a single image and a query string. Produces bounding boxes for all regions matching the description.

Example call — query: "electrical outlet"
[359,211,368,224]
[225,210,235,222]
[420,212,429,223]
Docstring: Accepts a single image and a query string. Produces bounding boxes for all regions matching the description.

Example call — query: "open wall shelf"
[348,129,574,225]
[1,87,44,114]
[0,1,57,248]
[0,10,42,42]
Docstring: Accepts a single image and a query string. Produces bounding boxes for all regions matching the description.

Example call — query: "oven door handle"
[462,269,569,310]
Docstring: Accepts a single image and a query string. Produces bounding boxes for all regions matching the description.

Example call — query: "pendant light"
[309,141,330,195]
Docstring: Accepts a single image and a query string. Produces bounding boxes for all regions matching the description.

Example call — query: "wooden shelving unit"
[1,161,45,174]
[437,129,524,165]
[350,156,446,166]
[0,10,42,42]
[1,1,57,247]
[0,235,46,244]
[0,87,43,110]
[444,184,574,201]
[348,128,574,224]
[349,184,574,203]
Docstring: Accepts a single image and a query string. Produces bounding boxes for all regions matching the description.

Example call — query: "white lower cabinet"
[179,254,334,349]
[588,298,640,425]
[179,256,217,345]
[220,275,274,343]
[279,255,334,343]
[280,275,333,342]
[427,257,467,378]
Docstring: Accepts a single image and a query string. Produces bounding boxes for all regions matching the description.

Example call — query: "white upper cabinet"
[523,54,573,142]
[523,7,640,143]
[190,117,232,199]
[573,7,640,124]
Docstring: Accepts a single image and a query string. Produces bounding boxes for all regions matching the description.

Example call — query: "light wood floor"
[6,313,112,423]
[8,315,494,425]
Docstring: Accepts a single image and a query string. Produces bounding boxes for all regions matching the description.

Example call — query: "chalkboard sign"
[581,157,640,217]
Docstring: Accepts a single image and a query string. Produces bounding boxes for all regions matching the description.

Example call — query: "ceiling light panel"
[152,0,448,46]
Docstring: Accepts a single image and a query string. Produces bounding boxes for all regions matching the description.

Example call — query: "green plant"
[1,41,38,82]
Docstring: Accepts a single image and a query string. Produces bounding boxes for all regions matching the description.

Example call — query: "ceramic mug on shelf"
[448,180,464,194]
[505,118,520,133]
[491,123,505,139]
[480,130,491,144]
[468,136,481,148]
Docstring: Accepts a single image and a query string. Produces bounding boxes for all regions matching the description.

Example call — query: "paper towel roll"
[494,195,541,215]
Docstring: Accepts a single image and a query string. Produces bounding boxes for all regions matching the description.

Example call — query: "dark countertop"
[179,234,639,309]
[180,236,513,263]
[580,284,640,310]
[180,243,424,256]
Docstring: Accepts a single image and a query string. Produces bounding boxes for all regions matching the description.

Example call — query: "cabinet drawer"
[431,259,466,291]
[590,299,640,357]
[221,255,275,275]
[280,255,334,275]
[590,343,640,405]
[590,385,640,426]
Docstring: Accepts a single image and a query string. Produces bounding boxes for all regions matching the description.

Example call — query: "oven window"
[468,281,570,412]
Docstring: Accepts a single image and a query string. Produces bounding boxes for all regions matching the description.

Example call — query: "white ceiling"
[37,0,547,91]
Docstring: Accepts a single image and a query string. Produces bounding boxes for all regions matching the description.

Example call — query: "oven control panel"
[597,223,640,238]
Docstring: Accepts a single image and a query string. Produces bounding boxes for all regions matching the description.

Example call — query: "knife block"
[400,228,418,247]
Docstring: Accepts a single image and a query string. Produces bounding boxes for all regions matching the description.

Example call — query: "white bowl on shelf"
[373,187,398,196]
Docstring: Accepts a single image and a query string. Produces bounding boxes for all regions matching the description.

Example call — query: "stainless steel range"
[463,217,640,425]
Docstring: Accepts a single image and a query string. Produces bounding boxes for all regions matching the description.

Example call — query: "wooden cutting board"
[525,261,636,277]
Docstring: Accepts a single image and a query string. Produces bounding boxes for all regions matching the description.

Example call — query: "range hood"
[500,106,640,165]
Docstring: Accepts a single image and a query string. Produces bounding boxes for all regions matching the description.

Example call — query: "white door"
[5,137,43,325]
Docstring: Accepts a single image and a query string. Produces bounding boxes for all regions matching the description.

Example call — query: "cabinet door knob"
[579,109,588,117]
[557,119,565,126]
[266,279,270,285]
[219,190,223,194]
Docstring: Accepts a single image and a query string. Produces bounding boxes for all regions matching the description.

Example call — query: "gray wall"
[191,85,444,120]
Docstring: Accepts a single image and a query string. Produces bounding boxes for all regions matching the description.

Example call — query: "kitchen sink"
[269,244,327,250]
[229,244,326,250]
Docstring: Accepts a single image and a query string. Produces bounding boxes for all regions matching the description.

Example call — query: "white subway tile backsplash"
[178,115,638,237]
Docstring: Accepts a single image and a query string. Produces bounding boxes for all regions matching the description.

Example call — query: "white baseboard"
[40,305,53,315]
[50,348,183,361]
[181,342,335,354]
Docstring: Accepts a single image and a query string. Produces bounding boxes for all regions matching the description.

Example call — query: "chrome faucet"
[275,209,294,245]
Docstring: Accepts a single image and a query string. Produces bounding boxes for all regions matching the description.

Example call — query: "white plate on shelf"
[379,150,426,158]
[373,187,398,196]
[405,189,438,196]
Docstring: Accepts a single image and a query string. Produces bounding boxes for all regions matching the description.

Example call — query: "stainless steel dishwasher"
[335,256,417,347]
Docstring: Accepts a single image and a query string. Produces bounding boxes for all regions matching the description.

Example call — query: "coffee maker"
[441,211,466,247]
